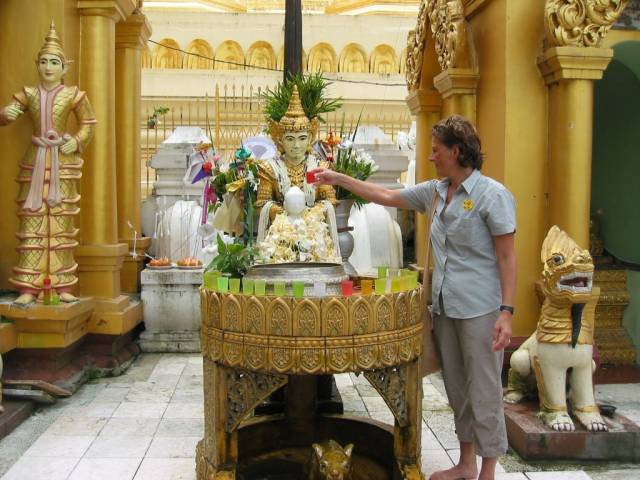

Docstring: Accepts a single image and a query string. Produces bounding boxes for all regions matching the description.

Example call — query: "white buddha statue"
[257,186,340,264]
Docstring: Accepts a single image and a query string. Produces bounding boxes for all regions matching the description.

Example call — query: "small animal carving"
[307,440,354,480]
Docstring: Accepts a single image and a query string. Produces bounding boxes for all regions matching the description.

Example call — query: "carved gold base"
[0,299,95,349]
[87,295,142,336]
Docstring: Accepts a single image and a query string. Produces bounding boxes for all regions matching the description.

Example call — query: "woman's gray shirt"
[400,169,516,319]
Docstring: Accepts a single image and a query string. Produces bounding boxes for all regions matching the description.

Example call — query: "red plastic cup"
[341,280,354,296]
[306,169,318,184]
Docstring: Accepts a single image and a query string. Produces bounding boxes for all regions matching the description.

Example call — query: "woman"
[313,115,516,480]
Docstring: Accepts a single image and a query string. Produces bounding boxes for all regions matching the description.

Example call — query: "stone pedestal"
[139,268,203,352]
[505,401,640,462]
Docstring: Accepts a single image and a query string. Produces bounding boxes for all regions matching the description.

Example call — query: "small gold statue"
[306,440,354,480]
[0,21,96,305]
[256,85,336,223]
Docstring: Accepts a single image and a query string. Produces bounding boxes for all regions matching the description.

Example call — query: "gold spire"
[38,20,67,63]
[279,86,311,132]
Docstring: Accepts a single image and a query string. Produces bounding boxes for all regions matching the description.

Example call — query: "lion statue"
[504,226,607,432]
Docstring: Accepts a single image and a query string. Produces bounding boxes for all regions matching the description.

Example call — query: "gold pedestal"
[0,299,95,349]
[198,288,425,479]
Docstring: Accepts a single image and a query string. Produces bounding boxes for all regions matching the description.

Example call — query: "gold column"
[406,90,441,268]
[76,0,140,335]
[433,68,480,124]
[538,46,613,247]
[116,11,152,293]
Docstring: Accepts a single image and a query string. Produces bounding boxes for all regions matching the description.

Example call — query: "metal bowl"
[244,262,348,296]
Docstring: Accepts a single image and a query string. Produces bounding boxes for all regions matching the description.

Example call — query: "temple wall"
[0,0,81,290]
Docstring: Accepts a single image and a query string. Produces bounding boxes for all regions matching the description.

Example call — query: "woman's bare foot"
[14,293,35,305]
[430,464,478,480]
[59,292,78,303]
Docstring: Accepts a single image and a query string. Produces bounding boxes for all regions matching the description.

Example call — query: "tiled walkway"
[0,353,638,480]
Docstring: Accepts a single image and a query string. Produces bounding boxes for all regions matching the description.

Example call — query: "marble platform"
[139,268,203,353]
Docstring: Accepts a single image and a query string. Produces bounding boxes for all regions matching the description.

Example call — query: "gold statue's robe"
[0,85,96,294]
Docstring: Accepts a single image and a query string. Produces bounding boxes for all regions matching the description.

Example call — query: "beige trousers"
[432,298,508,458]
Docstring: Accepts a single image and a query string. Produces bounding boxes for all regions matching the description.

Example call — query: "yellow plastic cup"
[391,277,402,293]
[361,279,373,295]
[229,278,241,293]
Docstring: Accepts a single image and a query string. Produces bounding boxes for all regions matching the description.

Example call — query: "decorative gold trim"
[544,0,629,48]
[201,288,424,375]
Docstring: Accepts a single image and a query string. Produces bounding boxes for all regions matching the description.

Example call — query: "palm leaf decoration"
[261,73,342,123]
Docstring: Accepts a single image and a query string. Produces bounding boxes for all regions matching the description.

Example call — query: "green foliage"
[261,73,342,123]
[205,234,254,277]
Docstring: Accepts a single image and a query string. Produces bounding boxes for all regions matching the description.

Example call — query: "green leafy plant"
[205,234,254,277]
[147,106,170,128]
[261,73,342,123]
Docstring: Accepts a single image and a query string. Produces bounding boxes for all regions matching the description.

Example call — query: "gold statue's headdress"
[279,86,311,132]
[38,20,67,64]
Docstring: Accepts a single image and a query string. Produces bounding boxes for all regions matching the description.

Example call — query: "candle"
[229,278,241,293]
[242,278,254,295]
[341,280,354,296]
[274,280,286,296]
[375,278,387,295]
[254,279,266,296]
[292,281,305,298]
[360,279,373,295]
[217,276,229,293]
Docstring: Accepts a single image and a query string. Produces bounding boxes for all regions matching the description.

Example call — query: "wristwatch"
[499,305,514,315]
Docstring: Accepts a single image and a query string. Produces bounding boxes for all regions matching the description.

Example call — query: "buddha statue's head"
[269,86,318,165]
[36,21,67,87]
[283,186,306,217]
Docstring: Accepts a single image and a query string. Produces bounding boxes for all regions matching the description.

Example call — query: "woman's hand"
[310,168,342,186]
[3,105,23,121]
[60,137,78,155]
[492,311,512,351]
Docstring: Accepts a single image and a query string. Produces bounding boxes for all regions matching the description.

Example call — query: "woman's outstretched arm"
[312,168,411,209]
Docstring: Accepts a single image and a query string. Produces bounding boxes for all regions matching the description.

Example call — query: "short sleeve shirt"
[400,169,516,319]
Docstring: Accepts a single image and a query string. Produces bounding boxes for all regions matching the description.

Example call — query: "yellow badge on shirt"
[463,199,474,211]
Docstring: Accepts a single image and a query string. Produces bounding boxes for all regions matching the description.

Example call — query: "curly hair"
[432,115,484,170]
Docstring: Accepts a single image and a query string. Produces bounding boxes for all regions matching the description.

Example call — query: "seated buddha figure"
[258,186,340,264]
[255,86,337,249]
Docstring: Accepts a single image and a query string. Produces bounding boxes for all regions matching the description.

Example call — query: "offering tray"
[244,262,348,296]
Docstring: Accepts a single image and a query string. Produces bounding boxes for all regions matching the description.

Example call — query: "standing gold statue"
[0,21,96,305]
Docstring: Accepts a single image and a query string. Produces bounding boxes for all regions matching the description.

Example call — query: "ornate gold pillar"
[406,90,441,268]
[537,0,627,247]
[116,11,152,293]
[538,47,612,247]
[434,68,480,124]
[76,0,140,334]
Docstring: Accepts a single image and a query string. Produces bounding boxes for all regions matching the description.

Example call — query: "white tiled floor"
[0,353,638,480]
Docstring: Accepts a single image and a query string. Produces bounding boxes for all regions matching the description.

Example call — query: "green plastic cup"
[229,278,241,293]
[217,276,229,293]
[203,270,220,291]
[242,278,254,295]
[375,278,387,295]
[377,266,388,279]
[292,281,305,298]
[254,279,266,296]
[274,280,286,296]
